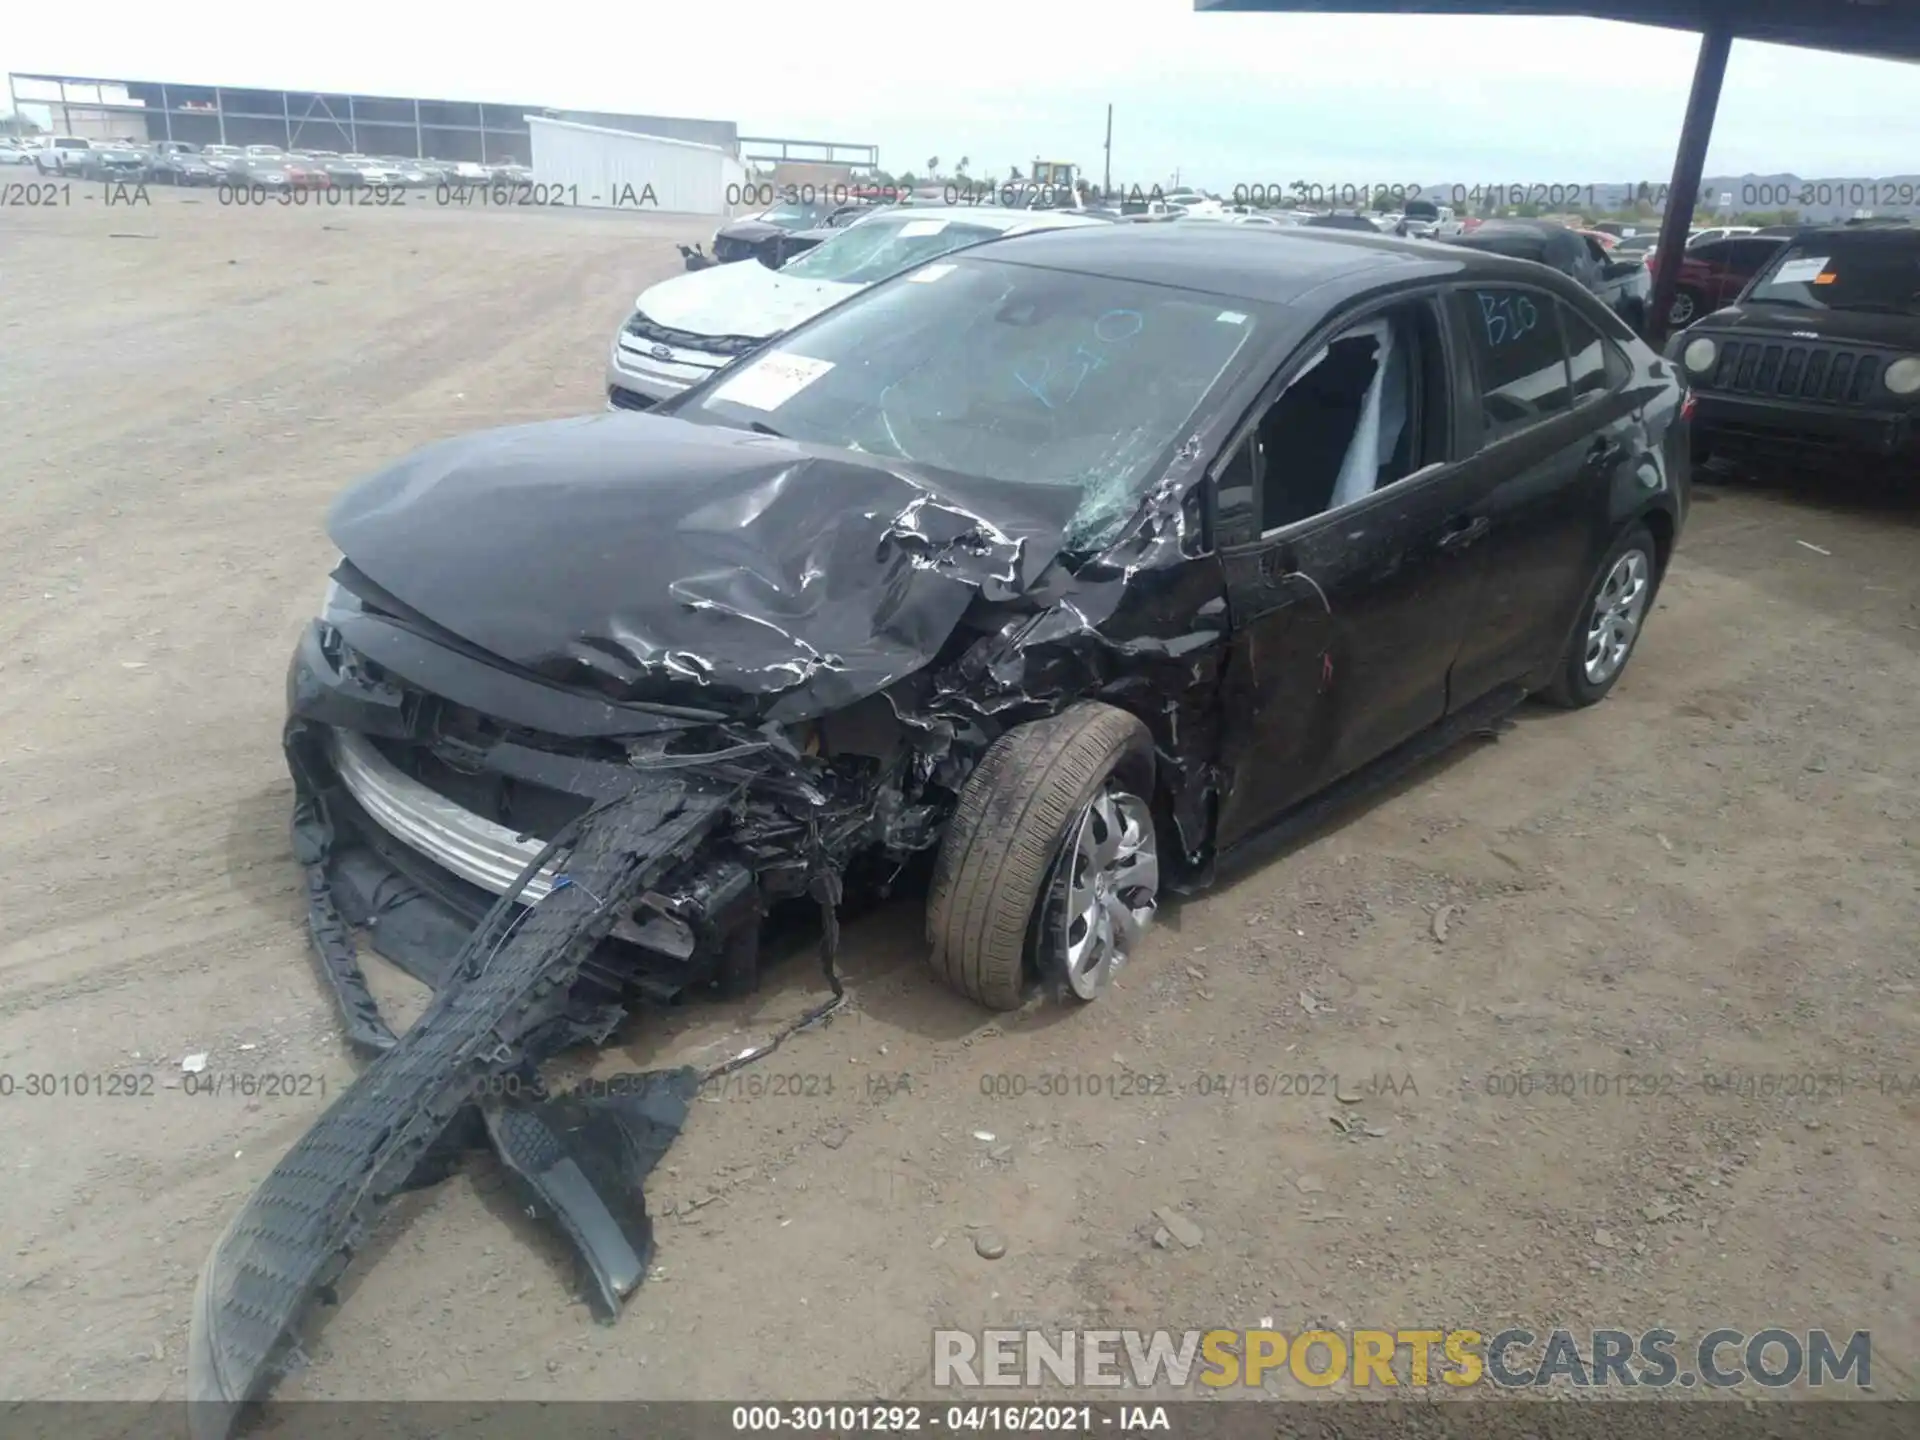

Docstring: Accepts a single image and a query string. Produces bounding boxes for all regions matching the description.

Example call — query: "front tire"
[1668,287,1703,328]
[1543,524,1658,709]
[927,703,1158,1011]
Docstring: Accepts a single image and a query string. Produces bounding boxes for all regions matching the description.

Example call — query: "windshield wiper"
[744,420,786,438]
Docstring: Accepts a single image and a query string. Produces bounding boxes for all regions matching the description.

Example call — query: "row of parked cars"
[1,135,530,189]
[617,199,1662,408]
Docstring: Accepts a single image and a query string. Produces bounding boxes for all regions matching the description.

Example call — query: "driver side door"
[1213,290,1489,850]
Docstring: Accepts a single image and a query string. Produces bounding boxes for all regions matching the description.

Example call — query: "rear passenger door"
[1443,287,1637,709]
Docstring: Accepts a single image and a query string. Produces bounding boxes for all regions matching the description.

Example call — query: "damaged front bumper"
[190,622,912,1435]
[283,618,802,1049]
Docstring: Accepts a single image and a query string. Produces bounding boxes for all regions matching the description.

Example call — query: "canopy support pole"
[1647,22,1733,344]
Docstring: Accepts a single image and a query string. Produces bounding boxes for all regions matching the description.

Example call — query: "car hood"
[718,218,788,243]
[326,413,1080,722]
[1697,302,1920,349]
[636,262,859,341]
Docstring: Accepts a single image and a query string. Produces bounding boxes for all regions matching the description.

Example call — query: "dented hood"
[327,413,1079,721]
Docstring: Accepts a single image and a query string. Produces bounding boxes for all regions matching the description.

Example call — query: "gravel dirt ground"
[1,189,1916,1404]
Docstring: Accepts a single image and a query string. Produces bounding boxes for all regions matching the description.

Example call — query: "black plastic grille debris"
[189,778,736,1432]
[1708,340,1883,405]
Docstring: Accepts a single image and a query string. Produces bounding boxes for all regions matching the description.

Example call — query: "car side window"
[1452,288,1570,444]
[1250,299,1443,533]
[1726,238,1781,274]
[1691,241,1731,265]
[1560,303,1625,405]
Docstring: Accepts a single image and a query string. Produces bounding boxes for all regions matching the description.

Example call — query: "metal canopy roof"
[1192,2,1920,65]
[1197,2,1918,340]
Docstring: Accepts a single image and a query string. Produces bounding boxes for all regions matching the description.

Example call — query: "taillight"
[1681,392,1697,422]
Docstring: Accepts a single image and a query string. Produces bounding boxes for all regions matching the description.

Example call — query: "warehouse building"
[525,117,749,215]
[6,72,737,169]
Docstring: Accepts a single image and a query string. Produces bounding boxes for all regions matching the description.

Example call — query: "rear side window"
[1453,288,1571,443]
[1560,302,1630,404]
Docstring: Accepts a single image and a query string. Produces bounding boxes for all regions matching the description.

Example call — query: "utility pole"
[1102,103,1112,198]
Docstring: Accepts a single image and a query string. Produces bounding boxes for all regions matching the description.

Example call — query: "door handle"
[1588,436,1625,465]
[1437,515,1489,552]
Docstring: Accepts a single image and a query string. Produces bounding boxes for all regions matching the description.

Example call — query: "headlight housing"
[1683,337,1719,375]
[1884,355,1920,396]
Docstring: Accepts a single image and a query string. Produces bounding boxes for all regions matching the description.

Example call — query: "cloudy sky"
[6,0,1915,187]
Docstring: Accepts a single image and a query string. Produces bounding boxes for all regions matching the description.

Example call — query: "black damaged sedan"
[287,223,1689,1035]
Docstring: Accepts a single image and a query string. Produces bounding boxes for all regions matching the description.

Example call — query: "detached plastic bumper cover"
[187,779,735,1440]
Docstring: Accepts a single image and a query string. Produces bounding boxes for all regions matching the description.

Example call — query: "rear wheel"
[926,703,1159,1011]
[1668,286,1703,328]
[1543,524,1657,709]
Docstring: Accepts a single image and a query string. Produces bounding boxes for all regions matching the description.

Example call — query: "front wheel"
[1668,287,1703,328]
[926,703,1159,1011]
[1542,524,1658,709]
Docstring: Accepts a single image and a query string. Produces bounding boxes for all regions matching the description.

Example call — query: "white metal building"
[526,116,747,215]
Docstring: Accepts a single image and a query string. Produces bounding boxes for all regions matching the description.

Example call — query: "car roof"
[1787,222,1918,240]
[960,222,1549,305]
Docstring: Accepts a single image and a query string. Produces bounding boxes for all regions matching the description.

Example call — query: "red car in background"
[1649,234,1791,328]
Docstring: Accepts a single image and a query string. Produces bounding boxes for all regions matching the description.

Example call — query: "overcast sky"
[6,1,1916,187]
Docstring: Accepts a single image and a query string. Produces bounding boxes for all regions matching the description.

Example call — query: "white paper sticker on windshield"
[1773,256,1831,285]
[907,263,957,283]
[712,352,835,411]
[898,219,950,238]
[1216,310,1249,324]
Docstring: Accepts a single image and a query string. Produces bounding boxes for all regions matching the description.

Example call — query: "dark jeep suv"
[1669,223,1920,471]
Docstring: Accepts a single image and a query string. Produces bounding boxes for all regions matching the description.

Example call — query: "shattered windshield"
[780,215,1006,285]
[760,201,831,228]
[1746,236,1920,314]
[681,255,1261,549]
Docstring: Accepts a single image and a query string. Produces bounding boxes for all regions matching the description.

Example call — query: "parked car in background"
[609,206,1108,410]
[78,144,150,183]
[372,157,435,187]
[230,154,324,191]
[0,139,36,166]
[1670,223,1920,473]
[163,152,222,186]
[1398,200,1455,239]
[1611,232,1659,260]
[1647,234,1791,328]
[200,144,245,172]
[708,197,885,267]
[33,136,94,175]
[1304,212,1385,232]
[1686,225,1759,249]
[327,154,404,187]
[1444,219,1653,335]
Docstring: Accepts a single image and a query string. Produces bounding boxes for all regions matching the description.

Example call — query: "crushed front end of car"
[190,409,1231,1432]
